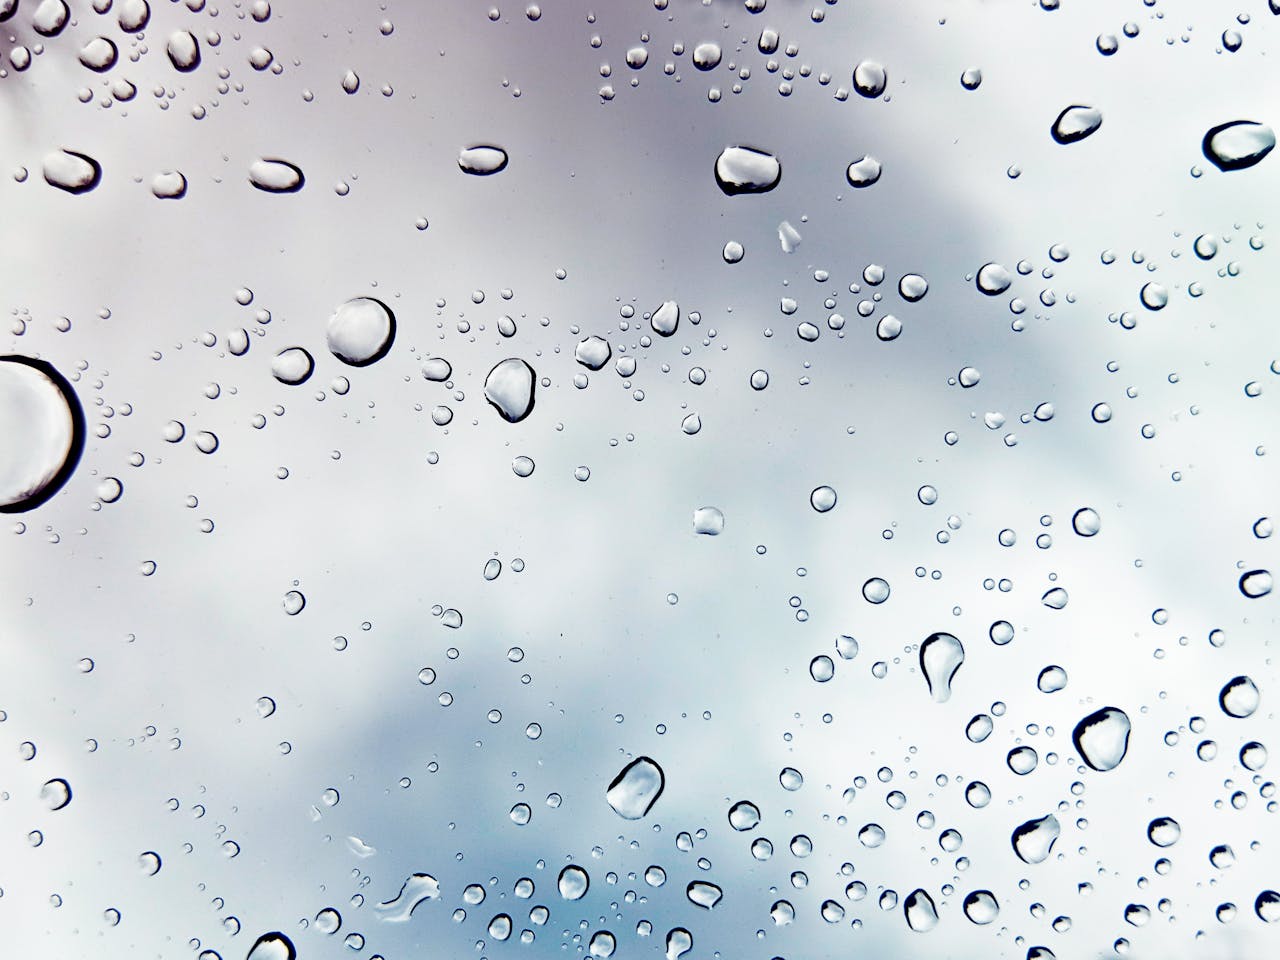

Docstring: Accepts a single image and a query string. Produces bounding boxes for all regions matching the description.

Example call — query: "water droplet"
[1041,587,1069,609]
[271,348,314,385]
[151,171,188,199]
[714,146,781,195]
[651,300,680,337]
[138,851,162,875]
[1051,105,1102,144]
[558,864,589,900]
[919,632,964,703]
[876,315,902,341]
[328,298,395,366]
[691,42,721,71]
[256,696,276,718]
[1147,817,1180,846]
[484,358,536,422]
[79,37,118,71]
[686,881,722,909]
[314,908,341,934]
[862,577,891,603]
[1219,675,1260,718]
[32,0,68,36]
[249,158,304,193]
[845,156,881,187]
[606,756,664,819]
[1072,707,1131,771]
[589,930,616,957]
[1012,814,1060,863]
[963,890,998,924]
[1240,741,1268,771]
[458,145,509,175]
[246,934,296,960]
[1239,569,1273,598]
[422,357,452,381]
[282,590,305,615]
[665,927,692,960]
[976,263,1011,295]
[166,31,201,71]
[1139,282,1168,310]
[575,336,612,369]
[1256,891,1280,923]
[1007,745,1039,775]
[693,506,724,535]
[903,889,938,932]
[42,150,102,194]
[722,241,744,263]
[1038,665,1068,693]
[852,61,887,97]
[1203,121,1275,172]
[810,485,837,512]
[1071,508,1101,536]
[0,356,86,513]
[899,274,928,301]
[728,800,760,831]
[40,778,71,810]
[779,766,804,790]
[961,68,982,90]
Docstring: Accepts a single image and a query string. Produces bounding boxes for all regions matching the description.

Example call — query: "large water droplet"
[43,150,102,194]
[919,632,964,702]
[1202,121,1275,171]
[693,506,724,535]
[651,300,680,337]
[1072,507,1101,536]
[963,890,999,924]
[374,873,439,922]
[665,927,692,960]
[1239,569,1273,598]
[79,37,118,71]
[166,31,201,71]
[903,889,938,932]
[328,298,395,366]
[691,42,721,71]
[606,756,664,819]
[686,881,722,909]
[810,485,837,512]
[32,0,69,36]
[271,348,314,385]
[1051,105,1102,144]
[484,358,536,423]
[1256,891,1280,923]
[728,800,760,831]
[976,263,1011,295]
[852,61,887,98]
[249,158,304,193]
[458,145,509,175]
[575,336,612,369]
[0,356,86,513]
[588,930,616,957]
[1011,814,1060,863]
[1072,707,1131,771]
[1219,675,1260,718]
[714,146,781,195]
[151,171,187,199]
[845,156,881,187]
[558,864,589,900]
[40,778,72,810]
[246,932,296,960]
[1147,816,1181,847]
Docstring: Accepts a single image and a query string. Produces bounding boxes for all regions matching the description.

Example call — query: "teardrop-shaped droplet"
[1219,675,1260,718]
[714,146,781,195]
[249,158,304,193]
[487,914,512,940]
[1072,706,1131,771]
[1051,105,1102,144]
[484,358,536,423]
[557,864,589,900]
[0,355,86,513]
[246,932,296,960]
[1202,121,1275,172]
[606,756,664,819]
[1011,814,1060,863]
[1041,587,1069,609]
[327,297,395,366]
[651,300,680,337]
[903,888,938,932]
[919,632,964,703]
[43,149,102,194]
[686,881,722,909]
[458,145,509,175]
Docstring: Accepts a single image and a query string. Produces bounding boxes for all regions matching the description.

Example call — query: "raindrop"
[651,300,680,337]
[1219,676,1260,718]
[0,356,86,513]
[576,336,612,369]
[40,778,72,811]
[810,655,835,682]
[686,881,722,909]
[903,888,938,932]
[1072,707,1131,771]
[558,865,589,900]
[271,348,314,385]
[588,930,616,957]
[484,358,537,422]
[1051,105,1102,144]
[166,31,201,71]
[1147,817,1180,847]
[810,485,837,512]
[328,298,395,366]
[862,577,891,603]
[1012,814,1060,863]
[852,60,887,97]
[458,146,509,175]
[246,932,296,960]
[79,37,118,72]
[693,506,725,535]
[249,159,304,193]
[43,150,102,194]
[151,171,187,199]
[665,927,692,960]
[713,146,781,195]
[1071,508,1100,536]
[963,890,999,924]
[1239,569,1272,598]
[1202,121,1275,172]
[728,800,760,831]
[846,156,881,187]
[691,42,722,71]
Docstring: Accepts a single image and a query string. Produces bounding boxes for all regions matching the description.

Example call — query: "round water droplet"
[558,865,589,900]
[809,655,835,682]
[976,263,1011,295]
[852,60,887,98]
[606,757,664,819]
[282,590,305,615]
[151,171,187,199]
[1239,569,1272,598]
[728,800,760,831]
[588,930,616,957]
[1219,675,1260,718]
[458,145,509,175]
[714,146,781,195]
[919,632,964,703]
[1071,508,1100,536]
[327,298,395,366]
[1240,741,1268,771]
[1037,665,1067,693]
[314,908,341,934]
[271,348,314,385]
[79,37,118,71]
[1072,707,1131,771]
[876,315,902,341]
[138,851,162,875]
[779,766,803,790]
[484,358,536,422]
[810,485,837,512]
[691,42,721,71]
[1,356,86,513]
[1256,891,1280,923]
[693,506,724,535]
[43,150,102,194]
[1139,282,1168,310]
[1203,121,1275,172]
[963,890,998,924]
[899,274,928,302]
[862,577,890,603]
[1007,745,1039,775]
[722,241,744,263]
[1147,816,1180,847]
[961,68,982,90]
[40,778,71,810]
[1051,105,1102,144]
[249,158,304,193]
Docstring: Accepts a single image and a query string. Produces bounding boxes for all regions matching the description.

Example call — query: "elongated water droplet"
[374,873,439,922]
[714,146,781,195]
[1042,587,1068,609]
[1051,105,1102,144]
[651,300,679,337]
[484,358,536,422]
[422,358,452,381]
[458,145,508,175]
[1203,121,1275,171]
[328,298,395,366]
[686,881,722,909]
[1012,814,1060,863]
[1239,569,1272,598]
[151,171,187,199]
[919,632,964,702]
[0,355,86,513]
[43,150,102,194]
[903,889,938,932]
[558,865,589,900]
[167,30,201,71]
[249,158,304,193]
[606,756,664,819]
[1072,707,1131,771]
